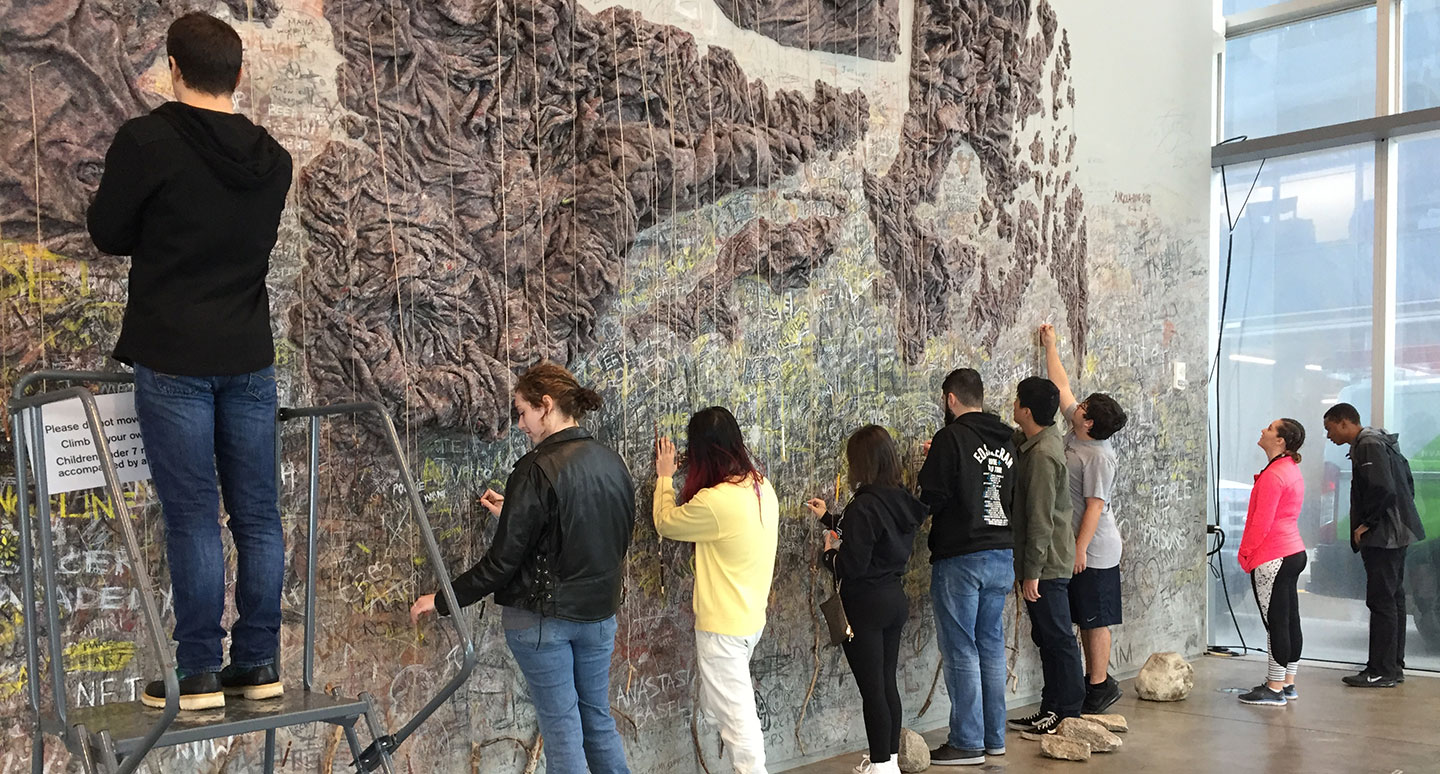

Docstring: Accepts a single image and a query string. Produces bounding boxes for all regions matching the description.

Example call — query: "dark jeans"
[134,364,283,675]
[841,583,908,762]
[1025,578,1085,718]
[1361,546,1408,678]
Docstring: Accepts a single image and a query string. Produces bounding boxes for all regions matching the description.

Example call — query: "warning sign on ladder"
[24,392,151,494]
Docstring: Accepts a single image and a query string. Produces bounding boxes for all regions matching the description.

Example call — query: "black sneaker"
[1342,670,1397,688]
[220,663,284,700]
[930,744,984,766]
[1396,671,1406,683]
[1238,686,1286,706]
[1282,684,1298,700]
[1082,675,1122,714]
[141,672,225,710]
[1029,711,1063,735]
[1007,710,1047,731]
[985,746,1006,756]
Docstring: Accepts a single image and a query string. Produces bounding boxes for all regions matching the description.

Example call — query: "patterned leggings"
[1251,551,1307,683]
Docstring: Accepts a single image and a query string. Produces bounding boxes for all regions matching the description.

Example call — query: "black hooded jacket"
[917,411,1018,561]
[1349,427,1426,551]
[87,101,292,376]
[821,484,928,592]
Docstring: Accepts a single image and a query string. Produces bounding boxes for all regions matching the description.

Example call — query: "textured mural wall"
[0,0,1212,771]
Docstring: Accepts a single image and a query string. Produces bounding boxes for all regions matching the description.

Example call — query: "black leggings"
[1251,551,1306,681]
[841,583,908,761]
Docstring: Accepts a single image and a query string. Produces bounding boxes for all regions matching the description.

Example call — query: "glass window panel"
[1209,146,1377,663]
[1391,131,1440,665]
[1403,0,1440,110]
[1224,7,1377,139]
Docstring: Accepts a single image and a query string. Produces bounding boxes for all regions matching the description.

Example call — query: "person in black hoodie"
[86,12,293,711]
[806,426,927,774]
[1323,402,1426,688]
[916,368,1017,766]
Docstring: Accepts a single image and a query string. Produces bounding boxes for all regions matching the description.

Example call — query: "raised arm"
[1040,324,1078,412]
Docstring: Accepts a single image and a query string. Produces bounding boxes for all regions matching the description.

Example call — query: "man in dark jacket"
[1324,402,1425,688]
[1006,377,1084,733]
[917,368,1017,766]
[87,12,292,710]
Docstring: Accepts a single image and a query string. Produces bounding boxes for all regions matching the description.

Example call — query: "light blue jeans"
[931,550,1013,752]
[505,615,630,774]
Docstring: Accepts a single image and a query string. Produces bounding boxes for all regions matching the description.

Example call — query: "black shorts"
[1069,565,1122,629]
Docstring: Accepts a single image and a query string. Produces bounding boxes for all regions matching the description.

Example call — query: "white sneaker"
[853,754,873,774]
[870,756,902,774]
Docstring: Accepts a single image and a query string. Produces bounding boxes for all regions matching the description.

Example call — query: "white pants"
[695,628,768,774]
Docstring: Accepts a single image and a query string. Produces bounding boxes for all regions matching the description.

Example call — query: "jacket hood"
[152,101,289,190]
[952,411,1015,445]
[854,484,929,531]
[1356,426,1400,449]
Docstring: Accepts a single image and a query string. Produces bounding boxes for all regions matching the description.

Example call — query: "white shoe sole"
[224,681,285,700]
[141,690,225,710]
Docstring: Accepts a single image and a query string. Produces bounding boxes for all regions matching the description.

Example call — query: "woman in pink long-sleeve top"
[1236,418,1308,706]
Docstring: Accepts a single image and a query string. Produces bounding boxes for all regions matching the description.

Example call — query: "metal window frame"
[1212,0,1435,428]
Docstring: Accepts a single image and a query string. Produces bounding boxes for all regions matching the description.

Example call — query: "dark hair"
[942,368,984,410]
[513,363,603,419]
[845,425,904,490]
[167,12,243,96]
[680,407,761,504]
[1082,392,1128,440]
[1323,402,1361,426]
[1275,417,1306,464]
[1017,377,1060,426]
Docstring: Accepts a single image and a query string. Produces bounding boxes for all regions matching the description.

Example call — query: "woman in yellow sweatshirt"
[654,406,779,774]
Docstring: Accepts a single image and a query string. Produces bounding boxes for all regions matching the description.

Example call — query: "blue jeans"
[506,616,630,774]
[133,364,283,675]
[931,550,1013,752]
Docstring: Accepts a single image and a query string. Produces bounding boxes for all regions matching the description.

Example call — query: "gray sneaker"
[1238,686,1286,706]
[930,745,985,766]
[1282,684,1298,700]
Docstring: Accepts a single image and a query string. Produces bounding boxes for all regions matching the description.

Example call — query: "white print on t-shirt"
[974,445,1014,527]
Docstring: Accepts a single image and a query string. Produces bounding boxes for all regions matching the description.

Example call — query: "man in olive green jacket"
[1006,377,1085,734]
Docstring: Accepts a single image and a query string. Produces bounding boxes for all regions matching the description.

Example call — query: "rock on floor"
[897,727,930,772]
[1136,651,1194,701]
[1057,717,1123,752]
[1040,734,1092,761]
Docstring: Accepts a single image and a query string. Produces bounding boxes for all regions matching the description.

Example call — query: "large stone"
[1135,652,1194,701]
[897,728,930,773]
[1040,735,1092,761]
[1057,717,1123,752]
[1081,713,1129,733]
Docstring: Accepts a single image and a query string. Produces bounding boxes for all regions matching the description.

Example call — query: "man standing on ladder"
[87,11,293,710]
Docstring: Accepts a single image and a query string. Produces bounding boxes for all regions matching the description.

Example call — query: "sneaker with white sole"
[929,744,984,766]
[985,746,1006,756]
[1029,711,1063,735]
[1238,685,1287,705]
[1007,710,1047,731]
[1282,684,1298,700]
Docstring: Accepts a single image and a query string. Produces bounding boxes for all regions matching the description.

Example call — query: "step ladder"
[8,370,476,774]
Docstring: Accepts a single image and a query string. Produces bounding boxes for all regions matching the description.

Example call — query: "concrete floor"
[782,656,1438,773]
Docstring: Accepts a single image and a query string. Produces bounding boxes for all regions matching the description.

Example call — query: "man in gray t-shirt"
[1041,324,1129,715]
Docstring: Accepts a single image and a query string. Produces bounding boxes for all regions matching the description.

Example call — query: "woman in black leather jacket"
[806,425,927,774]
[411,363,635,774]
